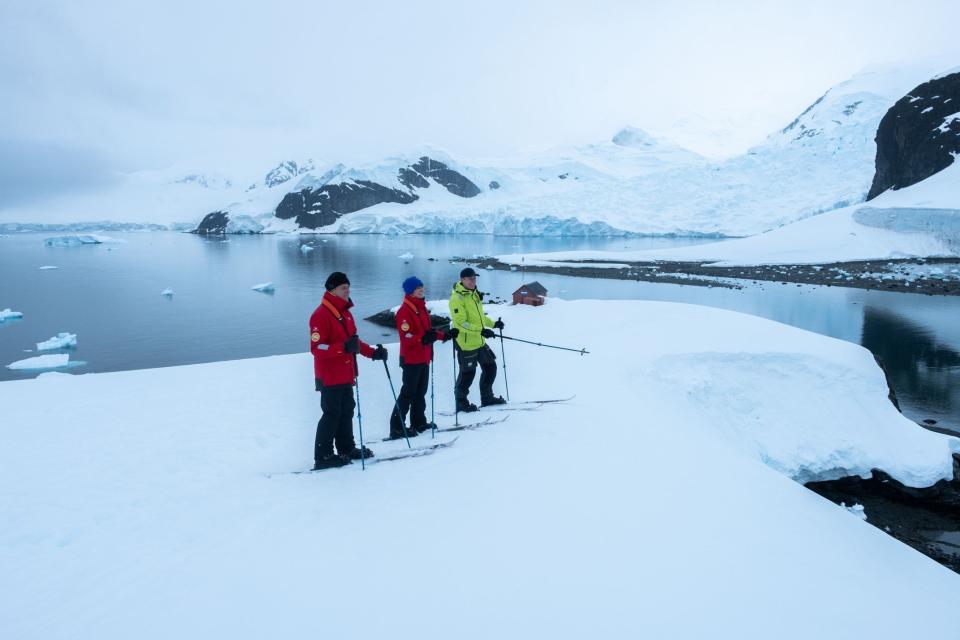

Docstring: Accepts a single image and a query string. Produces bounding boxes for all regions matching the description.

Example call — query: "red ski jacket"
[396,295,446,366]
[309,292,374,387]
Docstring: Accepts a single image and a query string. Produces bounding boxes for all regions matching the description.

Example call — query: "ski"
[437,396,574,417]
[376,436,458,461]
[269,437,458,476]
[377,416,509,441]
[434,415,509,433]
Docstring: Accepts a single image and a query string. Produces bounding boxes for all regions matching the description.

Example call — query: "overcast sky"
[2,0,959,205]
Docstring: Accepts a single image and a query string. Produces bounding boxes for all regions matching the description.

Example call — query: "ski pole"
[498,317,510,402]
[452,340,459,427]
[498,335,589,355]
[430,359,437,438]
[379,346,412,449]
[355,375,366,470]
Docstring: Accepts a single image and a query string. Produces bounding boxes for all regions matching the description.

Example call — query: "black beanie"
[325,271,350,291]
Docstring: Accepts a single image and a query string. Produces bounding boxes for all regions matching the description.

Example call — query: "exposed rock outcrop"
[273,156,481,230]
[276,181,419,229]
[868,72,960,199]
[191,211,230,234]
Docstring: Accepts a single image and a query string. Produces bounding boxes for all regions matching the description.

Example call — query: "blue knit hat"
[402,276,424,295]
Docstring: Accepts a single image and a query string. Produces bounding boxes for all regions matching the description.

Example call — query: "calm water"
[2,231,959,435]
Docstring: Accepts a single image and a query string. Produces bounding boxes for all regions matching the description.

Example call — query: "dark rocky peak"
[404,156,481,198]
[868,72,960,199]
[275,181,418,230]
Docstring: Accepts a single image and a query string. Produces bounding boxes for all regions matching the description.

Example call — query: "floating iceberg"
[37,333,77,351]
[0,308,23,322]
[7,354,69,370]
[161,288,174,297]
[38,265,59,270]
[300,244,314,254]
[43,234,120,247]
[398,252,414,260]
[252,282,275,293]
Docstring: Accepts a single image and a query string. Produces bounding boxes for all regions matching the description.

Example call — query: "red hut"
[512,281,547,306]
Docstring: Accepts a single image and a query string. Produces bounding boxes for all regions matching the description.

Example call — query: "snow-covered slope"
[3,63,955,238]
[501,158,960,266]
[1,300,958,638]
[249,63,960,236]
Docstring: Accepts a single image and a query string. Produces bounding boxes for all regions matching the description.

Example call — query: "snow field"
[1,299,958,638]
[497,160,960,267]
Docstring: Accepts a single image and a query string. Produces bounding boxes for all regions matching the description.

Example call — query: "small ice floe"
[0,308,24,322]
[398,252,414,260]
[37,332,77,351]
[486,265,494,270]
[38,265,59,270]
[300,244,315,254]
[43,234,121,247]
[840,502,867,521]
[161,288,174,297]
[252,282,275,293]
[7,353,70,370]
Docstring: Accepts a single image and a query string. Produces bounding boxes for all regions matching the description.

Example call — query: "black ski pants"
[390,362,430,435]
[315,383,357,460]
[455,344,497,403]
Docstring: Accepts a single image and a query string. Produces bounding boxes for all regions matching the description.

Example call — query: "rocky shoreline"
[472,256,960,296]
[807,461,960,573]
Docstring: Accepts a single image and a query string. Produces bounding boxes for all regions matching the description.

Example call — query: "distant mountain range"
[2,62,957,238]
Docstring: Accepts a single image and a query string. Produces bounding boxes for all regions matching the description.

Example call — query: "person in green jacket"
[448,267,506,412]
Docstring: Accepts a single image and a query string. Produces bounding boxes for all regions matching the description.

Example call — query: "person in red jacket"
[310,271,387,470]
[388,276,457,439]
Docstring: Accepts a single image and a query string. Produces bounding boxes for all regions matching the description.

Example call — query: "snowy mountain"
[183,63,960,237]
[2,62,956,237]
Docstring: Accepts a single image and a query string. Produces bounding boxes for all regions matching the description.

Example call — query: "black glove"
[344,335,360,354]
[441,327,458,343]
[372,345,388,361]
[421,332,438,345]
[493,319,505,330]
[481,328,496,339]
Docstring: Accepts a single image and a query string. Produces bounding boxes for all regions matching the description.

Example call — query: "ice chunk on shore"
[37,333,77,351]
[252,282,275,293]
[0,308,23,322]
[161,288,174,297]
[38,265,59,270]
[7,354,69,370]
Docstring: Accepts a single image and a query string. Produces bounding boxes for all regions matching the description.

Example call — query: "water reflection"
[862,306,960,434]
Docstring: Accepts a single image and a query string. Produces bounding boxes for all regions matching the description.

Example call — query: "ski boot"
[313,453,351,470]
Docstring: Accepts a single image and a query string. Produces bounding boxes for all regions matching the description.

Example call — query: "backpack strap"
[322,298,344,324]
